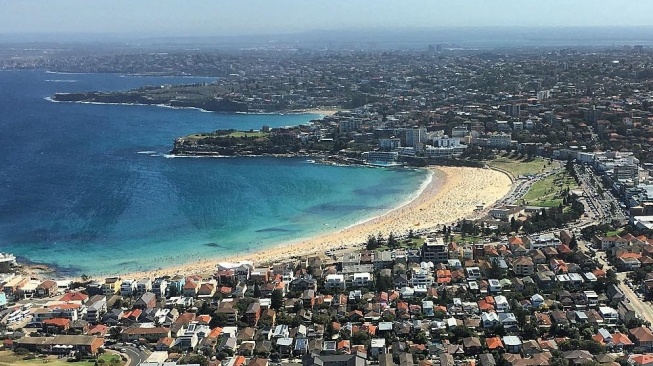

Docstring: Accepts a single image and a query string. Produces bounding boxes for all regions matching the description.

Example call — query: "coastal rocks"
[52,92,250,113]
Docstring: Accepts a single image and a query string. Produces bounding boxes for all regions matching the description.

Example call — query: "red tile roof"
[59,292,88,302]
[43,318,70,327]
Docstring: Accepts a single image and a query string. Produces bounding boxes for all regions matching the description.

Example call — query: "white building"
[324,274,346,291]
[379,138,401,150]
[120,279,136,296]
[350,273,372,289]
[494,295,510,312]
[488,279,503,293]
[487,133,512,148]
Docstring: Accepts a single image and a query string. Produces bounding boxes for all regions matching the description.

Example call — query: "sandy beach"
[293,108,340,116]
[105,166,512,281]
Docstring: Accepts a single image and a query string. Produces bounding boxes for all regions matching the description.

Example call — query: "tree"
[569,235,578,250]
[271,289,284,311]
[186,355,209,366]
[210,312,229,328]
[376,275,393,292]
[510,216,518,232]
[388,232,398,248]
[253,282,261,298]
[413,330,429,345]
[351,331,370,345]
[108,326,123,340]
[366,235,379,250]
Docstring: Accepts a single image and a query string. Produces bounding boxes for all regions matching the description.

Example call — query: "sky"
[2,0,653,37]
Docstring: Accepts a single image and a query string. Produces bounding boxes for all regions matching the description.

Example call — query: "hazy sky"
[2,0,653,36]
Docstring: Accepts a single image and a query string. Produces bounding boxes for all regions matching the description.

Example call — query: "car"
[120,348,127,353]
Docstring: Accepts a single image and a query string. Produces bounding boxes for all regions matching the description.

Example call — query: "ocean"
[0,70,429,277]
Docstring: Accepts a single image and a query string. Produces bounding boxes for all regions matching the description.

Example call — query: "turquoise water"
[0,70,429,276]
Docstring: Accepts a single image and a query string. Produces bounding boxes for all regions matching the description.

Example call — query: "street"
[118,345,150,366]
[616,272,653,326]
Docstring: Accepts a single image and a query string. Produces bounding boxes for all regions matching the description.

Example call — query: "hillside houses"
[2,228,653,366]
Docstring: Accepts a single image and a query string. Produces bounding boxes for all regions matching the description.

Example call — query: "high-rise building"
[406,128,427,150]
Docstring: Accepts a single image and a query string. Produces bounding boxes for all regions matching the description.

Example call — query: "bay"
[0,70,428,276]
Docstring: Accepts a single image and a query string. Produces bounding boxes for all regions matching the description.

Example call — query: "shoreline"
[46,96,337,117]
[76,165,512,282]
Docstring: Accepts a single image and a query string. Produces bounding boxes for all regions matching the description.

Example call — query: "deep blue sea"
[0,70,428,276]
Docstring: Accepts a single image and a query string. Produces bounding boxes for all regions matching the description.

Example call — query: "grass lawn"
[184,131,269,139]
[606,229,624,237]
[224,131,269,138]
[521,171,578,207]
[0,352,124,366]
[453,234,483,244]
[404,237,425,248]
[486,155,555,177]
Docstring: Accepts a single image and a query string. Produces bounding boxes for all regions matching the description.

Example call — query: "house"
[350,273,372,289]
[394,274,409,288]
[488,279,502,293]
[215,301,239,326]
[480,353,497,366]
[530,294,545,308]
[486,336,504,351]
[60,292,88,303]
[152,278,168,298]
[495,295,510,312]
[120,280,136,296]
[370,338,386,359]
[246,302,261,326]
[302,290,316,308]
[482,312,500,328]
[499,313,518,331]
[302,352,366,366]
[134,292,157,309]
[422,301,434,317]
[599,306,618,324]
[513,256,535,276]
[156,337,174,351]
[42,318,71,334]
[502,336,522,353]
[290,277,317,292]
[276,337,293,356]
[325,274,346,291]
[183,277,200,297]
[564,350,595,365]
[198,281,216,297]
[136,278,152,295]
[629,327,653,351]
[294,337,309,356]
[36,280,58,298]
[612,332,634,350]
[629,354,653,366]
[463,337,482,355]
[84,296,107,323]
[619,301,637,323]
[102,277,122,296]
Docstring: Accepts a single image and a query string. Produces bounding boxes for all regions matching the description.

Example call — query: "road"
[573,164,627,224]
[119,345,150,366]
[616,272,653,326]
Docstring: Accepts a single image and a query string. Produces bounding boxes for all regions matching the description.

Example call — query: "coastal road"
[120,345,150,366]
[617,272,653,325]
